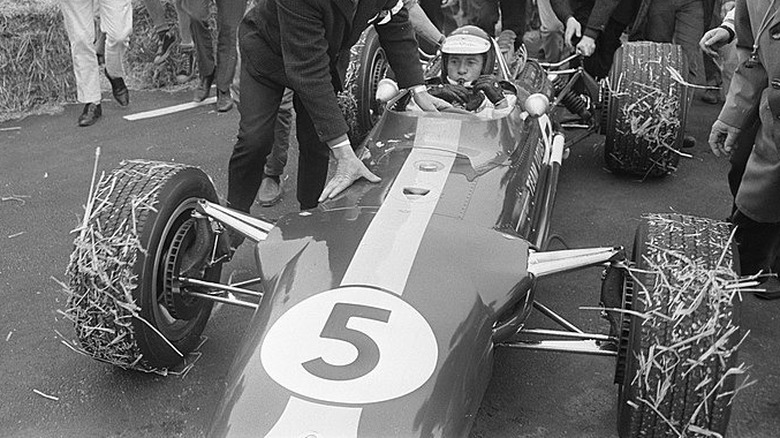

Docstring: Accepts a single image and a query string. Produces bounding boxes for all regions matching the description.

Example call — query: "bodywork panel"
[211,92,549,437]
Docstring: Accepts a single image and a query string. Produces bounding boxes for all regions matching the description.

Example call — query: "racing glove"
[473,75,505,104]
[464,92,486,112]
[427,84,470,106]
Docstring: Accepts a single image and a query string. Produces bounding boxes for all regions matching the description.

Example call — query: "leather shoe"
[256,175,283,206]
[77,103,102,127]
[105,69,129,106]
[682,135,696,149]
[193,74,214,102]
[701,88,720,105]
[754,276,780,300]
[217,89,234,112]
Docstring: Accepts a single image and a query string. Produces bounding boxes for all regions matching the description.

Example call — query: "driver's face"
[447,54,484,84]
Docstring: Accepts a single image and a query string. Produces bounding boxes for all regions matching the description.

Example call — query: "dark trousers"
[732,210,780,276]
[466,0,526,45]
[185,0,246,93]
[581,18,627,79]
[228,50,330,212]
[644,0,704,83]
[701,0,721,85]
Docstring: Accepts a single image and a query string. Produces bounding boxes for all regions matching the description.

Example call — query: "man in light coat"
[709,0,780,299]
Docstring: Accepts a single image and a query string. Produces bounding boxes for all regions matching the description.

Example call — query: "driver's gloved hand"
[473,75,505,104]
[427,84,470,105]
[465,93,486,112]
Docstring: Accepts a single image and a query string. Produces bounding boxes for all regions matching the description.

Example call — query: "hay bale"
[0,0,210,122]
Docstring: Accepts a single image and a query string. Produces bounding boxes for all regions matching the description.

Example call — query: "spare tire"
[603,42,692,178]
[614,213,743,437]
[64,160,220,370]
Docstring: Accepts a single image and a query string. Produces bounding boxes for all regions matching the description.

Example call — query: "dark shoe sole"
[217,101,233,112]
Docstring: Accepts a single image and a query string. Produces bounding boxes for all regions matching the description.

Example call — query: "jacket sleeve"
[276,0,349,143]
[549,0,574,24]
[373,0,425,88]
[583,0,621,39]
[718,0,766,129]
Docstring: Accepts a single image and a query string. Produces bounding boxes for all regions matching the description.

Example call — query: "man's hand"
[564,16,582,49]
[411,88,446,112]
[473,75,504,103]
[699,27,730,58]
[708,119,741,157]
[576,35,596,57]
[318,145,381,202]
[427,84,469,105]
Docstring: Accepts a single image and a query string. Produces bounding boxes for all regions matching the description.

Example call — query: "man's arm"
[372,0,425,88]
[583,0,621,40]
[404,0,445,48]
[276,0,349,143]
[710,0,765,156]
[718,0,766,130]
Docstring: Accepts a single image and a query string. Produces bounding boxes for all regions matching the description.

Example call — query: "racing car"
[63,27,743,438]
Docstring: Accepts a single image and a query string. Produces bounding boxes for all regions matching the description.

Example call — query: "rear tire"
[615,214,741,437]
[604,42,692,177]
[66,160,219,369]
[341,27,392,145]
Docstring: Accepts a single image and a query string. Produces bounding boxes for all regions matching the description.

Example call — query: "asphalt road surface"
[1,89,778,438]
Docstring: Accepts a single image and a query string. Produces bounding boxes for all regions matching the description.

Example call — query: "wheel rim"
[151,197,210,341]
[366,48,388,126]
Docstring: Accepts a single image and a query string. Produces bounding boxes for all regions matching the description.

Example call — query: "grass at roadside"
[0,0,199,122]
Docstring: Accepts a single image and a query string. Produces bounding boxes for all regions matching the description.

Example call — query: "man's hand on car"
[708,119,741,157]
[411,87,448,111]
[318,143,381,202]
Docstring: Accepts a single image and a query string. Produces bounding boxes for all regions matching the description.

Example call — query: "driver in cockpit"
[424,25,516,114]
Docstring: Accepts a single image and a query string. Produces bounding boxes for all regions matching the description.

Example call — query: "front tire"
[615,213,742,437]
[66,160,219,370]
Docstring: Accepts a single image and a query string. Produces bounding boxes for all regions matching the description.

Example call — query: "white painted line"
[123,96,217,121]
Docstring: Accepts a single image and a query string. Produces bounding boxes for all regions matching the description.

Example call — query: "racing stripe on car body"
[265,117,461,437]
[341,117,461,293]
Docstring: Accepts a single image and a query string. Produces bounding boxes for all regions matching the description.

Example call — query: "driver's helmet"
[440,25,496,83]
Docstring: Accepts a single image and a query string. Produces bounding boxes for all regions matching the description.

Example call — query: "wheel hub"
[161,218,204,320]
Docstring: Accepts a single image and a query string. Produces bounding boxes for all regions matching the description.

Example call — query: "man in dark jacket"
[550,0,640,78]
[227,0,442,218]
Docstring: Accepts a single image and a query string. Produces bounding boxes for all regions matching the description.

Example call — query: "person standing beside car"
[226,0,445,237]
[181,0,247,112]
[708,0,780,299]
[551,0,641,78]
[60,0,132,127]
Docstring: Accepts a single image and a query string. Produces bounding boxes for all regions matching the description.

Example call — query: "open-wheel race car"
[63,27,745,437]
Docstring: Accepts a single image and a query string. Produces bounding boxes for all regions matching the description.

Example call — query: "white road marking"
[123,96,217,121]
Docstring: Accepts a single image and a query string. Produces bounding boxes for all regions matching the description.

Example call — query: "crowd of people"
[59,0,778,297]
